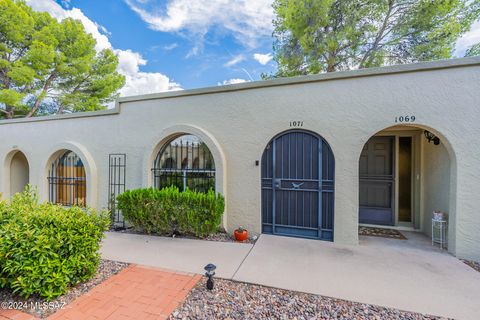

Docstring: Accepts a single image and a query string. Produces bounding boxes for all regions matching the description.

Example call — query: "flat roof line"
[1,56,479,125]
[117,56,480,103]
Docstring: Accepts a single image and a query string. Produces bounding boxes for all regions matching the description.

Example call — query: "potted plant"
[234,226,248,242]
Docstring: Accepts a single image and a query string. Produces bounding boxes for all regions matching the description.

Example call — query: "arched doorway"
[10,151,29,196]
[261,130,335,241]
[359,125,453,241]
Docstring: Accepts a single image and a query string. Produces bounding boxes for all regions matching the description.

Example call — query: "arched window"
[48,150,86,206]
[152,134,215,192]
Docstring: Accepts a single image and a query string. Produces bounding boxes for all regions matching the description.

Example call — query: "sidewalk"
[101,231,480,320]
[233,233,480,320]
[100,232,253,278]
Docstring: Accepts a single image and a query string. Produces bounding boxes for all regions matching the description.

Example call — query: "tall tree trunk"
[26,73,56,118]
[5,105,14,119]
[0,106,13,119]
[359,0,394,68]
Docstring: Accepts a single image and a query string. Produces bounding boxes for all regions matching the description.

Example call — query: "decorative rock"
[169,277,449,320]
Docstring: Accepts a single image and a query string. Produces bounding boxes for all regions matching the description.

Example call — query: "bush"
[117,187,224,237]
[0,186,109,300]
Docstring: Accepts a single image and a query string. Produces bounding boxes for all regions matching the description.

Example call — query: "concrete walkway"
[101,232,253,278]
[101,231,480,320]
[233,233,480,320]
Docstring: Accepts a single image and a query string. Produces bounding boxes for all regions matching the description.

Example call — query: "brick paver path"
[0,309,37,320]
[0,264,201,320]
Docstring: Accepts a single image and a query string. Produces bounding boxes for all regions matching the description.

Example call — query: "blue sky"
[26,0,480,98]
[63,0,275,88]
[27,0,276,97]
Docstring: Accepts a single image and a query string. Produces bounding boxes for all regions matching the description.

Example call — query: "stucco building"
[1,57,479,261]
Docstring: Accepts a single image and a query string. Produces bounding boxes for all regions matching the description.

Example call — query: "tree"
[466,43,480,56]
[271,0,480,77]
[0,0,125,119]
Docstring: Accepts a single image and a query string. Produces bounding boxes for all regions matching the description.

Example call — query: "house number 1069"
[395,115,415,123]
[290,121,304,127]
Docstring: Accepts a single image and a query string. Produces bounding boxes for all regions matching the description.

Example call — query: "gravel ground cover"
[114,227,257,244]
[170,278,448,320]
[0,259,129,319]
[462,259,480,272]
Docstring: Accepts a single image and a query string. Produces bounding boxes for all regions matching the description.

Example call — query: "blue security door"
[261,130,334,241]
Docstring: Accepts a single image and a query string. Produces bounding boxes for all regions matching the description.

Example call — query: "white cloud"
[125,0,274,50]
[224,55,245,67]
[218,78,248,86]
[455,20,480,56]
[253,53,273,65]
[163,43,178,50]
[25,0,181,98]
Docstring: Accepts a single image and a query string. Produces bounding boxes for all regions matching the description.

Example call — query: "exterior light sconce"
[204,263,216,290]
[424,130,440,145]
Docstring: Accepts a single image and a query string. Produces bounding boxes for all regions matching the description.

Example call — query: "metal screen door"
[261,130,334,241]
[359,136,394,225]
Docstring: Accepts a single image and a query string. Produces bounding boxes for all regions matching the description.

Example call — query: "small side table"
[432,219,447,249]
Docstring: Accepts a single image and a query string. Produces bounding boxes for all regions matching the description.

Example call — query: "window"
[48,151,86,206]
[152,135,215,192]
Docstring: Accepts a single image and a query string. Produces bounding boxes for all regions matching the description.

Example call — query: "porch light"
[204,263,216,290]
[424,130,440,145]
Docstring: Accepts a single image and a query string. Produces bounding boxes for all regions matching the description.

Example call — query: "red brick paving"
[0,265,202,320]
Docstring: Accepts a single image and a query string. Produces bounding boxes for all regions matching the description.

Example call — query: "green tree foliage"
[466,43,480,56]
[271,0,480,77]
[0,0,125,119]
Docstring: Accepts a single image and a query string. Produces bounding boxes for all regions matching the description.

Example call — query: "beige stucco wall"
[421,141,451,242]
[0,57,479,260]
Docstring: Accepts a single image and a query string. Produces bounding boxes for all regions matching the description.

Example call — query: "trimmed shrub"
[0,186,110,300]
[117,187,224,237]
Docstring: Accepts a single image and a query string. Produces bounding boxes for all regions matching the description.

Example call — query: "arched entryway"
[9,151,29,196]
[261,130,335,241]
[358,125,454,247]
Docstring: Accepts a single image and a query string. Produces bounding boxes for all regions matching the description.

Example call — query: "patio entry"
[261,130,334,241]
[358,125,452,234]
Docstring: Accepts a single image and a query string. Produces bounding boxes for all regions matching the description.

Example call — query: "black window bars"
[48,151,86,207]
[152,135,215,192]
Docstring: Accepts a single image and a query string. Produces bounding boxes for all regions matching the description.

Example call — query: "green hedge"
[117,187,224,237]
[0,187,109,300]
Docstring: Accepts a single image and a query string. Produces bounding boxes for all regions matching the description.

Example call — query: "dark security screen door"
[359,136,394,225]
[261,130,334,241]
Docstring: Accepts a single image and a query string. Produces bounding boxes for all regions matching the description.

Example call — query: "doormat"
[359,226,407,240]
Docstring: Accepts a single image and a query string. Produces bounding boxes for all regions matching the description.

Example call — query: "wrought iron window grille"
[47,151,86,207]
[152,135,215,193]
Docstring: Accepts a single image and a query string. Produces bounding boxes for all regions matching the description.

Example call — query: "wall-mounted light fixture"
[424,130,440,145]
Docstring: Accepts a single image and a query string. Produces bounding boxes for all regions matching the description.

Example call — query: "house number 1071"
[290,121,304,127]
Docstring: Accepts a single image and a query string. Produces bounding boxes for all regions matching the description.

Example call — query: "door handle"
[274,179,281,189]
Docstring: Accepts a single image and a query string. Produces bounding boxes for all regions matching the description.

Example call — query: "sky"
[25,0,480,99]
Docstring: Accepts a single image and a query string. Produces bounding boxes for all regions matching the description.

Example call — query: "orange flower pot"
[234,229,248,242]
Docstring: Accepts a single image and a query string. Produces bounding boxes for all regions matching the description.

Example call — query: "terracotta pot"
[234,229,248,242]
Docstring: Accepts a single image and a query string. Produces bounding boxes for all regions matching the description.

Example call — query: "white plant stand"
[432,218,447,249]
